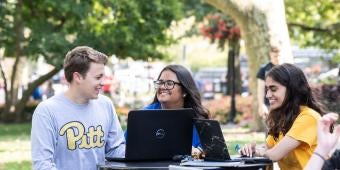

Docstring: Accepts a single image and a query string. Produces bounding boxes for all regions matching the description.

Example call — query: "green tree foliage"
[0,0,183,122]
[180,0,218,37]
[286,0,339,51]
[2,0,182,63]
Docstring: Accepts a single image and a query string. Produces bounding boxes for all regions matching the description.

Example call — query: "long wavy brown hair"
[265,63,325,140]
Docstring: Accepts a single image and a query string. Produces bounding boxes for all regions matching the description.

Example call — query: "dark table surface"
[98,161,179,170]
[97,160,272,170]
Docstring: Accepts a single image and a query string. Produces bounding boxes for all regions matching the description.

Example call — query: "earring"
[183,94,187,98]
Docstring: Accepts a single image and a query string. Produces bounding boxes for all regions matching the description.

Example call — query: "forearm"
[257,89,264,107]
[304,147,328,170]
[257,79,266,115]
[261,149,282,161]
[254,144,275,159]
[32,160,57,170]
[105,116,126,157]
[254,147,282,161]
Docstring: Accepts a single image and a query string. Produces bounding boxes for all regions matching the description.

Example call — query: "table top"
[98,160,272,170]
[98,161,179,170]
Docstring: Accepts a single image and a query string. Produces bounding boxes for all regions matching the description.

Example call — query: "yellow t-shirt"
[266,106,321,170]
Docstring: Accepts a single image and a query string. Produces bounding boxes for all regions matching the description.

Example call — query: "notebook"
[193,119,271,164]
[106,108,194,161]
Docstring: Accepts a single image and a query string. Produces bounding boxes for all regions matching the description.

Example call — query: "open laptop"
[106,108,194,161]
[193,119,271,164]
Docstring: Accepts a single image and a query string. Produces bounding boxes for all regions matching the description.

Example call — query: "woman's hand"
[239,142,256,157]
[191,147,203,159]
[315,113,340,157]
[305,113,340,170]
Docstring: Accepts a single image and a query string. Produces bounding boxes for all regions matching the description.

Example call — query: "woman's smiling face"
[265,76,287,110]
[156,69,185,108]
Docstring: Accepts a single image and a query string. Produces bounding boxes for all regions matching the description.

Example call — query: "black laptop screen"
[124,109,194,161]
[194,119,231,161]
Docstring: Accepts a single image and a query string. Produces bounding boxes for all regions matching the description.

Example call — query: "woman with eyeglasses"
[145,64,210,157]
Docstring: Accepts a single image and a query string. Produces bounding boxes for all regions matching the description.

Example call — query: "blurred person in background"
[44,81,55,99]
[257,46,280,119]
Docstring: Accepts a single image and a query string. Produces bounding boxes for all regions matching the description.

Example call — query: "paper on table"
[180,160,244,167]
[169,165,220,170]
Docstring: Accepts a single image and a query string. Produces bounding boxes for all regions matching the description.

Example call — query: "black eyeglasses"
[153,80,181,90]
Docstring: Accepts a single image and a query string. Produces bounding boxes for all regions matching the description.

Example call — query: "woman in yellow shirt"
[240,63,325,170]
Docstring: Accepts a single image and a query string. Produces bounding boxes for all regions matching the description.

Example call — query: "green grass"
[222,127,266,155]
[227,140,263,155]
[0,123,31,141]
[1,161,31,170]
[0,123,31,170]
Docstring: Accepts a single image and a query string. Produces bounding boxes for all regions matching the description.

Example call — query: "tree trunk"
[226,40,241,95]
[13,67,61,122]
[226,40,240,123]
[1,0,24,121]
[203,0,293,131]
[0,58,9,119]
[1,0,63,123]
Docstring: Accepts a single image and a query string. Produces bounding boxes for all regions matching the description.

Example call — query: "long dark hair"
[265,63,325,139]
[152,64,209,119]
